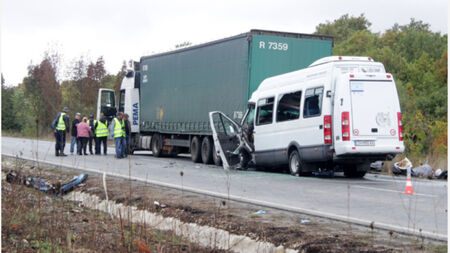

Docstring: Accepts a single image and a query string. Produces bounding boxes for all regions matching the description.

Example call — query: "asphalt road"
[2,137,447,240]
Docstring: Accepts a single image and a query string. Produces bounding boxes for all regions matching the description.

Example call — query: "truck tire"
[201,137,213,164]
[288,150,303,176]
[212,143,222,166]
[151,134,163,157]
[190,136,202,163]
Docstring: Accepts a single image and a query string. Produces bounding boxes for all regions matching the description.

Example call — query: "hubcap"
[290,154,299,174]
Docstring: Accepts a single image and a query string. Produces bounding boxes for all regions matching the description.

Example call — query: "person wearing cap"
[87,114,96,155]
[110,112,125,159]
[70,113,81,155]
[123,113,131,156]
[52,107,70,156]
[94,113,109,155]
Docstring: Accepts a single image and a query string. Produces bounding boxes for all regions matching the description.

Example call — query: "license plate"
[354,140,375,146]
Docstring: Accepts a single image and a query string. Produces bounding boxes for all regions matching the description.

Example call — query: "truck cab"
[210,56,404,177]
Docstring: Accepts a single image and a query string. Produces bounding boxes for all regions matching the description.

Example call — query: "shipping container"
[139,30,333,134]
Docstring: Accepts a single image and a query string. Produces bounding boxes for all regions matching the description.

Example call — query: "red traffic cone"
[404,168,414,195]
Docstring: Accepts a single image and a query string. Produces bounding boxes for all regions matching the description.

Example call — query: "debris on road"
[252,210,266,215]
[412,164,434,179]
[5,170,88,195]
[313,170,334,177]
[391,157,412,175]
[370,161,383,172]
[300,219,311,223]
[435,169,448,179]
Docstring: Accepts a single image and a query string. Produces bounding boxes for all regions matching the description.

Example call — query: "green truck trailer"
[97,29,333,164]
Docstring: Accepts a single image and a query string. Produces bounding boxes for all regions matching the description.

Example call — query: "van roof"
[309,56,374,67]
[249,56,385,102]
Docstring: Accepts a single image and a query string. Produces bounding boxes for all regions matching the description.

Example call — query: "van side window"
[277,91,302,122]
[256,97,274,125]
[303,87,323,118]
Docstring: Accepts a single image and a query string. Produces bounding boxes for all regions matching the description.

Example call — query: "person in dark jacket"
[94,113,109,155]
[123,113,131,156]
[70,113,81,155]
[52,107,70,156]
[87,114,96,155]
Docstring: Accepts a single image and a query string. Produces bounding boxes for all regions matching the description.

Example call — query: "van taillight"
[342,112,350,141]
[324,115,332,144]
[397,112,403,141]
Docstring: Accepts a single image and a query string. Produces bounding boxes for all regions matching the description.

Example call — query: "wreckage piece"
[6,170,88,195]
[412,164,434,179]
[58,174,88,195]
[391,157,412,175]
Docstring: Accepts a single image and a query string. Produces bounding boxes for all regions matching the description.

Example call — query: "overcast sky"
[1,0,448,86]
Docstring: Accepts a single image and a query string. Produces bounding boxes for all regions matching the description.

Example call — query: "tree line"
[2,14,447,164]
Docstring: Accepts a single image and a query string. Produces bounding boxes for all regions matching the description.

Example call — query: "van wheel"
[201,137,213,164]
[344,165,367,178]
[152,134,162,157]
[190,136,202,163]
[289,150,302,176]
[212,143,222,166]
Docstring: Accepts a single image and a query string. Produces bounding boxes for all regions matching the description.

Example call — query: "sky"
[1,0,448,86]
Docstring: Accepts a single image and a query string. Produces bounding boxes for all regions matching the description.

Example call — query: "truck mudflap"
[209,111,253,170]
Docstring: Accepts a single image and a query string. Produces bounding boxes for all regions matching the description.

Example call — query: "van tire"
[201,137,213,164]
[289,150,302,176]
[212,144,222,166]
[190,136,202,163]
[151,134,162,157]
[344,165,367,178]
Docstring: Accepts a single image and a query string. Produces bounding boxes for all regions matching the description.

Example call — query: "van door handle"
[319,125,323,129]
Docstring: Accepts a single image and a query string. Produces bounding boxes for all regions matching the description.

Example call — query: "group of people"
[52,107,131,159]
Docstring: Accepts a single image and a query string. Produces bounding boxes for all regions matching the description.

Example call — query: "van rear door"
[333,73,404,156]
[349,78,399,138]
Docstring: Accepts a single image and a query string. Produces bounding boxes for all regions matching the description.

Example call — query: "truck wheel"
[151,134,162,157]
[344,165,367,178]
[201,137,213,164]
[289,150,303,176]
[212,143,222,166]
[190,136,202,163]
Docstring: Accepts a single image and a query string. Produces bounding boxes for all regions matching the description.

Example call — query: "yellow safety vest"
[95,120,109,137]
[113,118,123,139]
[121,120,126,137]
[56,112,66,131]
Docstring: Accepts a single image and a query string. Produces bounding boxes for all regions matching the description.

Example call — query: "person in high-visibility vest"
[51,107,70,156]
[94,113,109,155]
[87,114,96,155]
[110,112,125,159]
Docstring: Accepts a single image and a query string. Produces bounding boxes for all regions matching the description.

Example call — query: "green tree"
[1,74,22,130]
[315,14,371,43]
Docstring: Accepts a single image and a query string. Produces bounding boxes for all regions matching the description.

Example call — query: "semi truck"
[210,56,404,177]
[96,29,333,165]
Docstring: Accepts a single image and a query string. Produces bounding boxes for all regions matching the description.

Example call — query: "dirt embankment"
[2,157,447,253]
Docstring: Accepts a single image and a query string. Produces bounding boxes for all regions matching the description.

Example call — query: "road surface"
[2,137,447,240]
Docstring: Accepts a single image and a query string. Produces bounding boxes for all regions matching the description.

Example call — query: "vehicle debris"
[435,169,448,179]
[5,170,88,195]
[252,210,266,215]
[390,157,412,176]
[412,164,434,179]
[370,161,383,172]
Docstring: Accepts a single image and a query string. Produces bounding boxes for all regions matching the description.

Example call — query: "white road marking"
[352,185,440,198]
